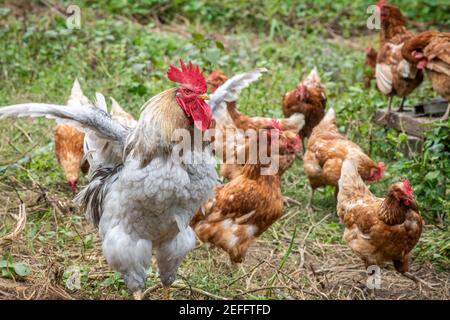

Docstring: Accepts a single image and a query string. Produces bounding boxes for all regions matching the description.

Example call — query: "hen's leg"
[397,97,406,112]
[379,96,393,122]
[394,256,435,289]
[155,227,196,300]
[393,257,409,273]
[441,102,450,120]
[401,272,436,290]
[307,188,315,210]
[101,224,153,300]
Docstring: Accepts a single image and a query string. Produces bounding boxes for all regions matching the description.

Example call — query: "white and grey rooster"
[0,60,266,299]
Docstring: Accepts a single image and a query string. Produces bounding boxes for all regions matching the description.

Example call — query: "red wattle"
[175,95,212,131]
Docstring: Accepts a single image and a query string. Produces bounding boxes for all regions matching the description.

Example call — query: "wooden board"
[375,108,435,138]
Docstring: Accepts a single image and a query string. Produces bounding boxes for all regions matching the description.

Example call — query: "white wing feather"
[208,68,268,117]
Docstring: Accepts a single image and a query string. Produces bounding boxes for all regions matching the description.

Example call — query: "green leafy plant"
[0,256,31,279]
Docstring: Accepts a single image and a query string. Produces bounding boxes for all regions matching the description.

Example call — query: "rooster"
[191,120,301,263]
[375,2,423,119]
[54,79,89,192]
[402,31,450,120]
[282,68,327,139]
[304,108,384,206]
[0,61,272,299]
[0,60,234,300]
[337,159,427,286]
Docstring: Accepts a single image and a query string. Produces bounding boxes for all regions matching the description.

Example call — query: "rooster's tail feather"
[74,164,123,227]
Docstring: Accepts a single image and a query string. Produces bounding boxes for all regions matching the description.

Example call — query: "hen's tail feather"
[338,159,371,199]
[208,68,268,117]
[0,103,128,144]
[68,79,90,108]
[322,107,335,123]
[74,164,123,227]
[94,92,108,112]
[281,113,306,132]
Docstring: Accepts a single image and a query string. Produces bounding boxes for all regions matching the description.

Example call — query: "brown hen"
[402,31,450,120]
[54,79,89,192]
[337,159,424,285]
[282,68,327,139]
[207,70,305,180]
[303,108,384,206]
[191,122,301,263]
[375,4,423,117]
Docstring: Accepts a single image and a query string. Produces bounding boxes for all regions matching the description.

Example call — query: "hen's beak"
[198,94,209,100]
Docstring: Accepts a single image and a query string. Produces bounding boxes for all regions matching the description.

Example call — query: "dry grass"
[0,167,448,300]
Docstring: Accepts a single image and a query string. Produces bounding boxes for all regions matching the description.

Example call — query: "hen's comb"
[401,179,413,196]
[271,118,282,131]
[378,162,385,177]
[377,0,385,8]
[167,59,207,93]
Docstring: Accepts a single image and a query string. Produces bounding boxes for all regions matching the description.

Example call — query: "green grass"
[0,1,448,299]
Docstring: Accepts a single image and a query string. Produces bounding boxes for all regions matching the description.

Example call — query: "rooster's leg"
[156,227,195,301]
[441,103,450,120]
[397,97,406,112]
[162,286,170,300]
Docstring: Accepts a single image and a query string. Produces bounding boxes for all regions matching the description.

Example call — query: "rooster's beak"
[198,94,209,100]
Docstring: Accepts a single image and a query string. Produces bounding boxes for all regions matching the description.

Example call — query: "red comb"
[377,0,385,8]
[167,59,207,93]
[271,118,282,131]
[401,179,413,197]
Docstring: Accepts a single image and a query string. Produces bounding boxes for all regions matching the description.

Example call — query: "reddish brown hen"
[191,121,301,263]
[282,68,327,139]
[375,3,423,118]
[303,108,384,206]
[402,31,450,120]
[207,70,305,180]
[55,79,89,192]
[218,111,304,180]
[337,159,425,285]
